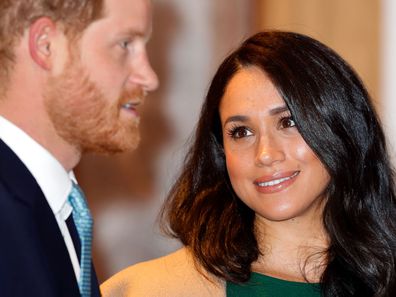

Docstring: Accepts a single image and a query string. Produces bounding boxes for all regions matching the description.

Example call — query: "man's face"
[44,0,158,154]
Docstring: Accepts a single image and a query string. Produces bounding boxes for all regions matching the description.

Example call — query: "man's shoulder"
[101,247,225,297]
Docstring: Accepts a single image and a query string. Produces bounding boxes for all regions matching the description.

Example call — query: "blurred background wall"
[75,0,395,282]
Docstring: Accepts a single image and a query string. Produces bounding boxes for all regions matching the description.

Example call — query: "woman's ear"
[28,17,57,70]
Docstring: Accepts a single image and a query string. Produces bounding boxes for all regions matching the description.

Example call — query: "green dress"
[226,272,321,297]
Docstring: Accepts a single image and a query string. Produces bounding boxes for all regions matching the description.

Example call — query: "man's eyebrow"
[118,27,152,41]
[118,29,143,37]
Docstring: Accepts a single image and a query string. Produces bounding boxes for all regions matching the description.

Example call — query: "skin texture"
[0,0,158,171]
[220,67,329,281]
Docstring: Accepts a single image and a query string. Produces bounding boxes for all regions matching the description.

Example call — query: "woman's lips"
[253,171,300,194]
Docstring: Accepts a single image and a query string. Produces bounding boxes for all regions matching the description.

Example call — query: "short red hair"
[0,0,104,94]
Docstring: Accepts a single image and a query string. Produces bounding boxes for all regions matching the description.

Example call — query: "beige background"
[256,0,380,109]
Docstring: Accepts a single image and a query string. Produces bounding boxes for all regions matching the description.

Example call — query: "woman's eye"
[227,126,253,139]
[279,116,296,129]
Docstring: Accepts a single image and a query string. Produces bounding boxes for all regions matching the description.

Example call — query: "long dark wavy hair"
[161,31,396,296]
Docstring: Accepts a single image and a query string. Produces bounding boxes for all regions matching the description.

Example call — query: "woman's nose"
[255,134,285,167]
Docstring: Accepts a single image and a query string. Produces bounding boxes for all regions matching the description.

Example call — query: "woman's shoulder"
[101,247,225,297]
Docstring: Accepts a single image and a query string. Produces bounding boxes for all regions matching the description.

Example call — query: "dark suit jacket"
[0,139,100,297]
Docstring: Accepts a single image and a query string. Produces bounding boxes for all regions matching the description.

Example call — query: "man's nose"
[129,51,159,92]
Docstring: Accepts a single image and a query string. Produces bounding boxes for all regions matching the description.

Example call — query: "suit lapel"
[0,140,81,296]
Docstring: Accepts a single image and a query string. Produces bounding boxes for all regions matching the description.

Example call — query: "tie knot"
[69,182,91,213]
[68,181,93,227]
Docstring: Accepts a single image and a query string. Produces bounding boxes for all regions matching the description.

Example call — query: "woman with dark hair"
[101,31,396,297]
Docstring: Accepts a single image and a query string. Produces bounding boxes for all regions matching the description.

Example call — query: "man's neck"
[0,110,81,171]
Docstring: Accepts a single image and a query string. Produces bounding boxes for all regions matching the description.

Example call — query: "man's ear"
[29,17,58,70]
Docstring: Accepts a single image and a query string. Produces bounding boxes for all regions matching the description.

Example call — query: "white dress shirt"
[0,116,81,281]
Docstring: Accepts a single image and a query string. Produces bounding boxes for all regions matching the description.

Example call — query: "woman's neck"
[252,212,328,283]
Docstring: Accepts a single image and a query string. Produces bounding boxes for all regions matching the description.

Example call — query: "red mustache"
[118,88,146,106]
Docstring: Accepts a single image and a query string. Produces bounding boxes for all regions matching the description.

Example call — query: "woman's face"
[219,67,330,223]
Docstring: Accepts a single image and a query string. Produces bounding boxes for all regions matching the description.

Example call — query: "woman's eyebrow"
[223,105,289,126]
[224,115,249,126]
[269,105,289,116]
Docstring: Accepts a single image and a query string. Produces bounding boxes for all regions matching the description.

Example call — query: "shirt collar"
[0,116,72,214]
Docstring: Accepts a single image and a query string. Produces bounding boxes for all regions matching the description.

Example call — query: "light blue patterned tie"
[68,181,93,297]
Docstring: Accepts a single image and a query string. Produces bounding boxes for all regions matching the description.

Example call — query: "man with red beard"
[0,0,158,296]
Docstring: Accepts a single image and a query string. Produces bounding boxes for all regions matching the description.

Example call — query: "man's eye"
[279,116,296,129]
[227,126,252,139]
[120,40,130,49]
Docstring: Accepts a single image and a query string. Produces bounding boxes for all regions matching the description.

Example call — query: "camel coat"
[101,248,226,297]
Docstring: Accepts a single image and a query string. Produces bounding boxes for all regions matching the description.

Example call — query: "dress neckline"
[250,272,320,286]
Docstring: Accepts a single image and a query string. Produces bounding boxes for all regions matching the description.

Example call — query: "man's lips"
[121,102,140,109]
[253,171,300,193]
[120,88,145,113]
[120,100,142,116]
